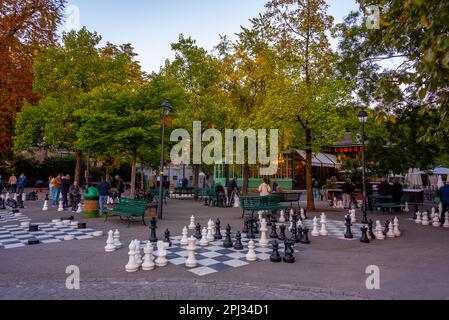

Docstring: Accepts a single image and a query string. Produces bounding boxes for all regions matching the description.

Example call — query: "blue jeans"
[313,188,321,200]
[51,188,61,205]
[99,195,108,215]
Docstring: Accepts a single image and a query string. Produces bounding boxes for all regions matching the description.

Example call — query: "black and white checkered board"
[141,234,306,277]
[299,219,364,241]
[0,211,31,224]
[0,223,98,250]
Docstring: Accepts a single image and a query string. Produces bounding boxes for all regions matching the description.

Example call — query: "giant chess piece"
[415,211,422,224]
[360,226,370,243]
[279,210,286,223]
[432,214,441,228]
[444,212,449,229]
[311,217,320,237]
[270,241,282,263]
[42,200,49,211]
[233,231,244,251]
[367,219,376,240]
[300,208,307,220]
[283,240,295,263]
[296,225,304,244]
[422,212,430,226]
[246,218,256,239]
[155,241,168,267]
[164,229,172,248]
[113,229,122,249]
[189,215,196,230]
[270,223,279,239]
[258,211,263,222]
[58,200,64,212]
[278,224,287,241]
[149,217,158,243]
[319,220,328,237]
[393,217,402,237]
[302,228,311,244]
[76,203,83,214]
[185,237,198,268]
[105,230,116,252]
[180,227,189,246]
[413,207,418,220]
[142,241,155,271]
[134,240,143,267]
[266,212,272,227]
[200,227,209,247]
[344,214,354,239]
[404,202,410,213]
[194,223,202,240]
[320,213,327,225]
[246,240,257,262]
[0,196,5,210]
[383,221,390,236]
[350,210,357,224]
[207,220,215,241]
[290,220,298,243]
[252,217,259,235]
[259,219,269,247]
[242,219,249,234]
[223,224,233,248]
[431,207,436,220]
[125,241,139,273]
[214,219,223,240]
[387,221,396,239]
[375,221,386,240]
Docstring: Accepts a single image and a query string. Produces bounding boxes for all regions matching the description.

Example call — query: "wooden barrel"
[83,199,99,218]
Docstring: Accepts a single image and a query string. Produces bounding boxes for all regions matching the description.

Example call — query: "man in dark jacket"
[115,175,125,199]
[61,175,70,209]
[98,177,111,216]
[227,177,239,206]
[378,177,391,196]
[391,179,404,212]
[439,179,449,225]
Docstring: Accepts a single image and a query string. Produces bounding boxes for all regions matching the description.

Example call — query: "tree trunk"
[140,158,145,191]
[305,128,315,211]
[193,164,200,199]
[225,164,230,187]
[74,150,82,183]
[130,151,137,199]
[242,164,250,195]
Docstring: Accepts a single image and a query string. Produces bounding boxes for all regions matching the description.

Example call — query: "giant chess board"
[0,222,99,250]
[142,234,306,277]
[299,219,364,241]
[0,211,31,224]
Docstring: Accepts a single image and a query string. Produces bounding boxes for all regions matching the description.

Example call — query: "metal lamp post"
[358,109,369,224]
[158,100,172,220]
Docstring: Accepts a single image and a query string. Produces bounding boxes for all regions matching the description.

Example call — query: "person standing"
[439,178,449,225]
[312,178,320,201]
[215,182,226,207]
[258,178,272,197]
[61,175,71,209]
[69,181,81,211]
[391,179,404,212]
[17,173,27,195]
[98,177,111,216]
[365,179,374,211]
[115,175,125,199]
[8,174,17,193]
[52,174,62,206]
[342,179,354,209]
[227,177,239,206]
[378,177,391,196]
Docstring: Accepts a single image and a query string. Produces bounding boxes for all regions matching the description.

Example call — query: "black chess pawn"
[367,219,376,240]
[214,219,223,240]
[344,215,353,239]
[246,218,256,239]
[296,225,304,244]
[233,231,244,251]
[278,225,287,241]
[302,227,311,244]
[270,211,278,224]
[195,223,202,240]
[360,226,370,243]
[242,219,249,234]
[270,224,278,239]
[283,240,295,263]
[149,217,158,243]
[270,241,282,263]
[223,224,233,248]
[164,229,172,248]
[290,223,297,243]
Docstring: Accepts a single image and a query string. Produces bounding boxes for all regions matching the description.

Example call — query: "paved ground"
[1,194,448,300]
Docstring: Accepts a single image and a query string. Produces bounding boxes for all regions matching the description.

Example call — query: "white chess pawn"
[200,227,209,247]
[76,203,83,214]
[350,210,357,224]
[185,237,198,268]
[387,222,396,238]
[58,200,64,212]
[22,193,26,202]
[375,221,385,240]
[155,241,168,267]
[259,219,269,247]
[279,210,286,223]
[422,212,430,226]
[415,211,422,224]
[432,215,441,228]
[142,242,155,271]
[234,194,240,208]
[42,200,49,211]
[246,240,257,262]
[289,209,294,221]
[393,217,401,237]
[319,221,328,236]
[404,202,410,213]
[125,241,139,273]
[113,229,122,249]
[443,213,449,229]
[188,215,196,230]
[311,217,320,237]
[134,240,143,266]
[180,227,189,246]
[13,193,17,201]
[207,220,215,241]
[105,230,116,252]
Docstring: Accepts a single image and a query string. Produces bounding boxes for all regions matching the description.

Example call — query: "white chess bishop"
[185,237,198,268]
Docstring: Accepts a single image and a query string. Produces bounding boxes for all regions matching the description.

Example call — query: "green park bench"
[240,195,290,219]
[369,194,409,213]
[172,187,196,198]
[105,198,149,227]
[150,189,168,205]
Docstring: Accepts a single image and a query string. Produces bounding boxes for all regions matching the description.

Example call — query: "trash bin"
[83,186,100,218]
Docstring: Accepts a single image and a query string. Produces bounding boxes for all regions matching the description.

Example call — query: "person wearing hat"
[439,177,449,224]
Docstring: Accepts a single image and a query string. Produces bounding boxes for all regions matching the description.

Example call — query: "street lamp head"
[162,100,172,115]
[358,109,368,124]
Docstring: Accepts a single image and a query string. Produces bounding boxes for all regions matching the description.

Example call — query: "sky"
[60,0,360,73]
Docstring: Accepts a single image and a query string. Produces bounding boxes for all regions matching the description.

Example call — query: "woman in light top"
[258,178,272,196]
